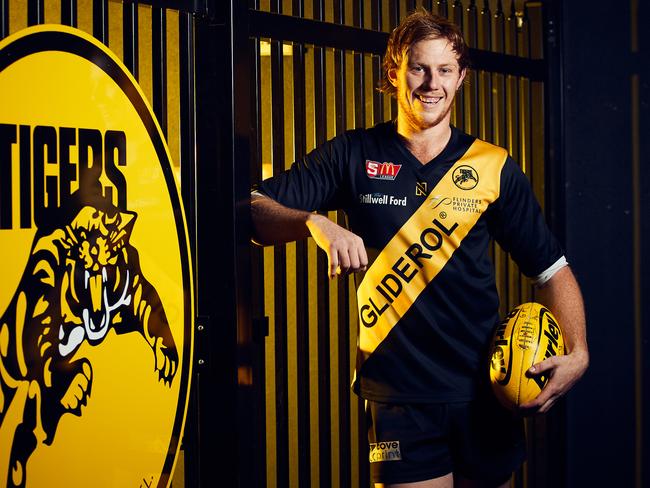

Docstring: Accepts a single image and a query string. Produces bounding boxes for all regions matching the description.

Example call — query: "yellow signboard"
[0,25,193,487]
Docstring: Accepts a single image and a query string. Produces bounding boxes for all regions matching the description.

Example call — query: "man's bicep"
[489,159,564,278]
[255,134,350,212]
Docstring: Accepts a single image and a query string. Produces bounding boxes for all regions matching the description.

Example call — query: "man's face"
[388,36,466,131]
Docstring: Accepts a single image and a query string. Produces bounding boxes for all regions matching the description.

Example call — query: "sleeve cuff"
[533,255,568,286]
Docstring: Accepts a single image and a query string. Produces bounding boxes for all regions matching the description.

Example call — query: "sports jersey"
[256,121,563,403]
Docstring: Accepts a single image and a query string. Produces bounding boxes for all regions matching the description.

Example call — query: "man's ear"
[387,67,398,87]
[457,68,467,89]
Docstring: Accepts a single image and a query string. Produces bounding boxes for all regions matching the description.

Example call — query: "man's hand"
[519,349,589,414]
[306,213,368,279]
[519,265,589,415]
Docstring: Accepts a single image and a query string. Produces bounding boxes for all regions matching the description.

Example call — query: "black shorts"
[367,396,526,484]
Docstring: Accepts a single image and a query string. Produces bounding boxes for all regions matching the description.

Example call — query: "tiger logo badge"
[452,165,479,190]
[0,26,193,487]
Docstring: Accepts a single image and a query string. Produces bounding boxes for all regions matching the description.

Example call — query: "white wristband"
[533,255,568,286]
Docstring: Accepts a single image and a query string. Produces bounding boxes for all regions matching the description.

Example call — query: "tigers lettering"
[0,124,128,230]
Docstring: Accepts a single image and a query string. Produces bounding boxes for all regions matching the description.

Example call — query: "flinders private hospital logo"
[0,26,193,487]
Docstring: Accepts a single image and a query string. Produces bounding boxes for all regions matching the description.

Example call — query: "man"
[251,10,588,488]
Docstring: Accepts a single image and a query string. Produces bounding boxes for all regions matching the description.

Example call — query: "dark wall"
[559,1,649,486]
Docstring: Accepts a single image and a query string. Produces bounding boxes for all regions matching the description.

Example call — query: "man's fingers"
[348,249,361,271]
[328,252,339,279]
[358,243,369,269]
[307,215,368,277]
[349,237,368,273]
[527,356,559,376]
[339,248,352,273]
[538,397,557,414]
[520,389,551,410]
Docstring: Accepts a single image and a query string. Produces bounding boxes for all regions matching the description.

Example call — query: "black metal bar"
[122,0,208,16]
[493,0,506,145]
[0,0,8,40]
[479,0,490,49]
[371,1,382,124]
[93,0,108,44]
[406,0,416,13]
[465,1,478,136]
[506,3,521,310]
[27,0,43,25]
[251,8,384,54]
[193,11,238,486]
[248,9,545,80]
[467,0,477,48]
[178,17,197,488]
[506,0,517,56]
[478,0,492,142]
[249,43,261,190]
[270,35,290,488]
[292,24,312,488]
[353,2,366,129]
[521,3,530,59]
[248,36,267,488]
[351,7,370,487]
[473,48,542,80]
[494,0,505,53]
[483,39,493,275]
[152,6,168,137]
[313,2,333,482]
[61,0,78,27]
[540,1,568,483]
[544,2,565,276]
[123,1,139,79]
[332,35,352,488]
[453,0,463,27]
[358,395,369,488]
[437,0,448,18]
[388,0,398,30]
[230,1,259,485]
[331,5,352,484]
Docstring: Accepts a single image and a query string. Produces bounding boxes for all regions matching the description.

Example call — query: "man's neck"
[396,114,452,165]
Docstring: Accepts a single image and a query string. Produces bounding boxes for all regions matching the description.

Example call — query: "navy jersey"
[257,121,563,403]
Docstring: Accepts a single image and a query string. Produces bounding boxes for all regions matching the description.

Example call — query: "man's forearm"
[251,193,313,245]
[536,266,589,361]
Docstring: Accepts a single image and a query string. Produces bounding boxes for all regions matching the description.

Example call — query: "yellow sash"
[356,139,508,360]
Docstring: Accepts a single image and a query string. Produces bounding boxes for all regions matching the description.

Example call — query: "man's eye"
[440,68,452,74]
[411,66,424,72]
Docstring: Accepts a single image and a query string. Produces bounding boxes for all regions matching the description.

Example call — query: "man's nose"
[421,70,439,90]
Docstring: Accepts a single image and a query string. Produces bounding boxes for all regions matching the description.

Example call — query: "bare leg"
[376,472,454,488]
[455,475,511,488]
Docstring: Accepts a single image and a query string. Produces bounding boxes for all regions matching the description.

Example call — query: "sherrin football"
[489,302,564,410]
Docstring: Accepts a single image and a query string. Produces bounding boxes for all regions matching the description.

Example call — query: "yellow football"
[489,302,564,410]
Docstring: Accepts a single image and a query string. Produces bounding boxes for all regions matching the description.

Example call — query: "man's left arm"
[520,265,589,413]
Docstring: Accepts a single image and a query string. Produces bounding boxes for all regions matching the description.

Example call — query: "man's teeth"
[417,95,442,104]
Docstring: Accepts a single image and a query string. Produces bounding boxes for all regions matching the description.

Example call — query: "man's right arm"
[251,193,368,278]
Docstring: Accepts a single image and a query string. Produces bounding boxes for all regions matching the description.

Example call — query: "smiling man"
[251,9,588,488]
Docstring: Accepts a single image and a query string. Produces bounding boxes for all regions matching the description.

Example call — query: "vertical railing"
[250,1,548,487]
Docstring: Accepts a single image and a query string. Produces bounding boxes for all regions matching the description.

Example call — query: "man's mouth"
[415,94,443,105]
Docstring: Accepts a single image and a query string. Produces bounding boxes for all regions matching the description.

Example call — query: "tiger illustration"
[0,202,178,487]
[454,168,478,186]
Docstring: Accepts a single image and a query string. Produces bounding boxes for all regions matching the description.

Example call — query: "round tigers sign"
[0,26,193,487]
